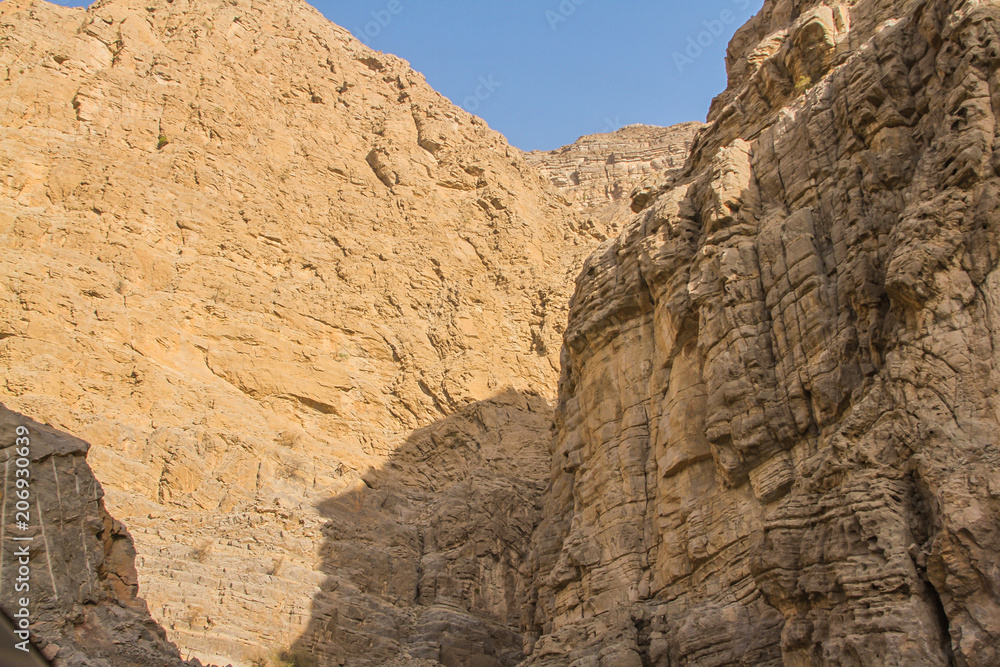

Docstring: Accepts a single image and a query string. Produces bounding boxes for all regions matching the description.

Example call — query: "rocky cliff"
[0,0,593,664]
[524,0,1000,665]
[525,123,703,238]
[0,403,195,667]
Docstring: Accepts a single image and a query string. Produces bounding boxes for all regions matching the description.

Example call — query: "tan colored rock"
[525,0,1000,665]
[0,0,592,664]
[290,389,553,667]
[525,123,702,238]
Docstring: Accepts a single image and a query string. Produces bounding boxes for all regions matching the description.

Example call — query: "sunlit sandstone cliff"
[523,0,1000,664]
[0,0,595,663]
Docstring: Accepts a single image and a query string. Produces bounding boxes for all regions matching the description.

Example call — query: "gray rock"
[0,404,198,666]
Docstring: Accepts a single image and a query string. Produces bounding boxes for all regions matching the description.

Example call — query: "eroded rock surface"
[525,123,703,238]
[524,0,1000,665]
[0,403,196,667]
[0,0,591,664]
[291,389,552,667]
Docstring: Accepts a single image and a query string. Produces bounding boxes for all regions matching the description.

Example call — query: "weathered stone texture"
[6,0,1000,664]
[0,404,197,667]
[0,0,590,664]
[291,389,552,667]
[525,123,703,238]
[524,0,1000,665]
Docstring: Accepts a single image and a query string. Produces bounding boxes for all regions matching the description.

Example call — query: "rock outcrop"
[0,0,591,664]
[524,0,1000,665]
[0,403,196,667]
[525,123,703,238]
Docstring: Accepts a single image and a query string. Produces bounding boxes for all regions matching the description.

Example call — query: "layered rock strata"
[290,389,552,667]
[525,123,703,237]
[524,0,1000,665]
[6,0,1000,665]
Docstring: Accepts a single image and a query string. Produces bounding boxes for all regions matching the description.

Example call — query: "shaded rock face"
[0,0,592,664]
[290,389,552,667]
[524,124,703,238]
[524,0,1000,665]
[0,404,194,667]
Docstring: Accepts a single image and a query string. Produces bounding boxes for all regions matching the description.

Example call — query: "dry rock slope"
[0,0,595,664]
[524,0,1000,665]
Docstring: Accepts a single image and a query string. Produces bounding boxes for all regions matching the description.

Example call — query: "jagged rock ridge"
[6,0,1000,665]
[525,123,703,237]
[523,0,1000,665]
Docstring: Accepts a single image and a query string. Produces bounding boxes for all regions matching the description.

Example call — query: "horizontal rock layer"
[525,123,703,238]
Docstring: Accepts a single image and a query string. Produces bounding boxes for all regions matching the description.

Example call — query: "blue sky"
[47,0,762,151]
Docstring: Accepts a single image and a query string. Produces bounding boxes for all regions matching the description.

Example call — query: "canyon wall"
[0,0,592,663]
[5,0,1000,664]
[524,0,1000,665]
[0,403,195,667]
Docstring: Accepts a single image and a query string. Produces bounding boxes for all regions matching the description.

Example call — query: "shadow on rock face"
[0,608,49,666]
[287,388,555,667]
[0,404,197,667]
